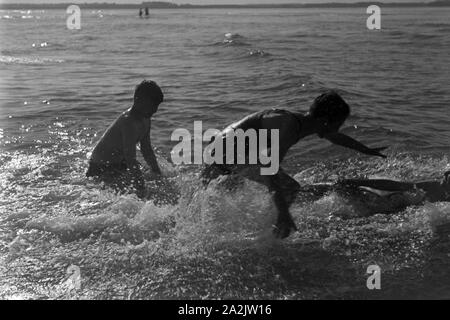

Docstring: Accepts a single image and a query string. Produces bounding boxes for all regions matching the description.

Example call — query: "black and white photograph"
[0,0,449,302]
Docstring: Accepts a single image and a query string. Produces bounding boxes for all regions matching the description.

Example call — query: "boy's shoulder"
[109,110,138,130]
[120,109,132,118]
[256,109,300,131]
[117,109,143,124]
[259,108,300,123]
[118,109,150,130]
[244,108,290,121]
[110,110,128,125]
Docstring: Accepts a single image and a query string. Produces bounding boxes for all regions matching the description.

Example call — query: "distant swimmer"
[201,91,388,239]
[87,80,163,198]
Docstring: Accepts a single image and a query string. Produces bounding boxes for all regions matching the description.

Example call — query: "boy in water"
[87,80,163,197]
[337,171,450,202]
[293,171,450,215]
[202,91,387,238]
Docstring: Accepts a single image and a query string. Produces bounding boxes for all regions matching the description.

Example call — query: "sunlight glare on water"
[1,7,450,299]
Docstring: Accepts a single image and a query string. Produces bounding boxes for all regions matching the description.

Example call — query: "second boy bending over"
[202,91,388,238]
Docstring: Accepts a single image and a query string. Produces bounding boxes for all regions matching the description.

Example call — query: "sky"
[0,0,429,4]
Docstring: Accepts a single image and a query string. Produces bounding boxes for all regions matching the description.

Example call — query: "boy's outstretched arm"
[140,126,161,175]
[323,132,388,158]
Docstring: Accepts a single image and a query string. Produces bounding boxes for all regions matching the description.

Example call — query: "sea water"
[0,7,449,299]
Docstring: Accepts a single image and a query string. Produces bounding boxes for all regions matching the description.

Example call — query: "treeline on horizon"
[1,0,449,10]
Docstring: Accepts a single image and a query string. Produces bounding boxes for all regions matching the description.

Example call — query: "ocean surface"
[0,7,449,299]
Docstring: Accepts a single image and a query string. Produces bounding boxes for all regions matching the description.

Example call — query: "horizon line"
[1,0,449,10]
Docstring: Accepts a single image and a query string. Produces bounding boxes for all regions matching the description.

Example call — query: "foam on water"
[15,173,276,249]
[1,150,450,299]
[0,55,64,65]
[24,199,176,243]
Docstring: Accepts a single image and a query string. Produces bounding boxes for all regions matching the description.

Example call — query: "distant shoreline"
[1,1,449,10]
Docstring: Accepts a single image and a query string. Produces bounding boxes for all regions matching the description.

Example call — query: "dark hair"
[134,80,164,105]
[309,91,350,123]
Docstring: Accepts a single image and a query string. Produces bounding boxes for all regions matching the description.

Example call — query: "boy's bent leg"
[261,171,298,239]
[240,167,299,238]
[271,168,301,206]
[270,181,298,239]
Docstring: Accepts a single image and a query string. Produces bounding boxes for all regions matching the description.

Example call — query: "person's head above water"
[308,91,350,136]
[132,80,164,118]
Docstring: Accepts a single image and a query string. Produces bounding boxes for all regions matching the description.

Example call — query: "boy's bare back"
[86,80,164,197]
[89,109,150,166]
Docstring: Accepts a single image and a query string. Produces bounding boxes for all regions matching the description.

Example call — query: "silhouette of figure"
[145,7,149,17]
[139,8,143,18]
[86,80,164,199]
[201,91,387,239]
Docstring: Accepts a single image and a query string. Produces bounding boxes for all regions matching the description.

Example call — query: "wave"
[245,49,271,58]
[0,14,38,20]
[386,30,442,41]
[17,154,450,244]
[30,42,66,51]
[0,10,44,19]
[421,22,450,31]
[2,149,450,299]
[1,42,66,57]
[25,200,176,243]
[224,32,245,40]
[410,33,440,41]
[211,32,249,47]
[0,55,64,65]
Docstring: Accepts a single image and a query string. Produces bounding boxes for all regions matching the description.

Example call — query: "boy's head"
[309,91,350,136]
[133,80,164,118]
